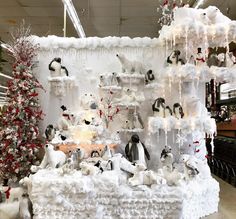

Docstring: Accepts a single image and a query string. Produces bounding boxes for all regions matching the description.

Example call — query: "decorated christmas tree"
[0,23,44,182]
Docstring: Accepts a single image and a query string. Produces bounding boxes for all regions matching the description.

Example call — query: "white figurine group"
[174,6,231,26]
[99,72,119,87]
[152,98,184,119]
[29,142,211,189]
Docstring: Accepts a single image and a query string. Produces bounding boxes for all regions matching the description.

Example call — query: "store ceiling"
[0,0,236,41]
[0,0,236,88]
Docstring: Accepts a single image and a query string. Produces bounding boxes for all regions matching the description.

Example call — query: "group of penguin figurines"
[152,97,184,119]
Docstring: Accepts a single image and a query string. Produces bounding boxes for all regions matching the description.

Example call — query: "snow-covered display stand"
[27,5,236,219]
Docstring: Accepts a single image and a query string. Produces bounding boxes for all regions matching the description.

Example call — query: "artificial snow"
[30,168,219,219]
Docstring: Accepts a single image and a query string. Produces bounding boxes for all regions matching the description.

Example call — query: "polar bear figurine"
[161,167,182,186]
[30,144,66,173]
[80,93,98,110]
[205,6,231,24]
[128,163,166,186]
[116,54,145,74]
[80,161,100,176]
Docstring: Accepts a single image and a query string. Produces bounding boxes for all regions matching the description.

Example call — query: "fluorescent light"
[194,0,206,8]
[0,41,13,53]
[0,92,6,95]
[62,0,86,38]
[0,85,7,89]
[0,72,13,79]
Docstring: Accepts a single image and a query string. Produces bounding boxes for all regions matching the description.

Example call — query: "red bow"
[62,114,70,120]
[4,187,11,199]
[196,58,205,62]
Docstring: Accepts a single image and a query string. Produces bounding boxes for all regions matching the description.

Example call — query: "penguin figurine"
[152,97,165,117]
[45,124,56,141]
[91,150,100,158]
[19,193,33,219]
[145,69,155,84]
[167,50,185,65]
[61,66,69,76]
[125,134,150,167]
[185,160,199,178]
[101,145,113,160]
[94,160,103,173]
[59,134,67,141]
[106,160,113,170]
[173,103,184,119]
[110,72,119,86]
[165,106,173,117]
[48,57,69,77]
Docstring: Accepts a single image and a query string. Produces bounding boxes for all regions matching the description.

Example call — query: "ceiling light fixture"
[0,41,13,53]
[0,92,6,95]
[0,85,8,89]
[0,72,13,79]
[194,0,206,9]
[62,0,86,38]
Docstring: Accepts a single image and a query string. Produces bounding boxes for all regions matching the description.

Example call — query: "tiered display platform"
[30,169,219,219]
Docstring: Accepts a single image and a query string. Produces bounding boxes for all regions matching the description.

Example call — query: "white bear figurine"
[161,167,182,186]
[30,144,66,173]
[80,93,98,110]
[80,161,100,176]
[205,6,231,24]
[116,54,145,74]
[128,163,166,186]
[99,74,109,87]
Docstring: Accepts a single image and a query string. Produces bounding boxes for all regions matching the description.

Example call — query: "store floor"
[205,176,236,219]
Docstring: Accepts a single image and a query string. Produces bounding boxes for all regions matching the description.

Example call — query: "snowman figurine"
[195,48,206,66]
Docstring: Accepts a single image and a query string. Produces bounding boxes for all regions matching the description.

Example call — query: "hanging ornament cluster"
[0,21,44,181]
[157,0,191,27]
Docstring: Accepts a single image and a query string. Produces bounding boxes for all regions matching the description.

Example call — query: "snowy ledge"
[118,128,144,133]
[159,7,236,47]
[161,64,236,83]
[159,21,236,47]
[32,35,161,50]
[148,116,216,136]
[30,168,219,219]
